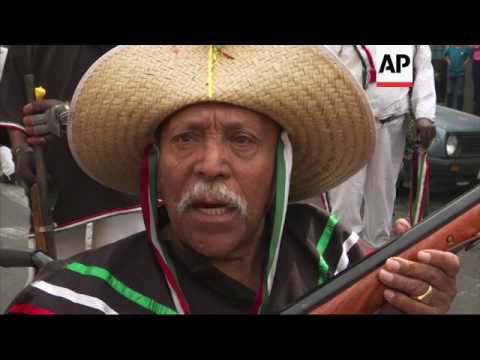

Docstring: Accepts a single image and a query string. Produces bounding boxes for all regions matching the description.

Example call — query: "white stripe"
[321,193,331,213]
[414,152,427,225]
[0,122,25,132]
[31,281,118,314]
[334,232,359,276]
[267,132,293,292]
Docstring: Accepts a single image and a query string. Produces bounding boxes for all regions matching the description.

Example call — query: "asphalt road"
[1,182,479,314]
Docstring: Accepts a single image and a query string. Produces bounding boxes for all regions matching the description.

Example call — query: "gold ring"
[415,284,433,302]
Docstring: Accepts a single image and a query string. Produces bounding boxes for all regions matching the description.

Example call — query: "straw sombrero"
[68,45,375,201]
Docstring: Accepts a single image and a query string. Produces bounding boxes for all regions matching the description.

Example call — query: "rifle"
[23,74,57,260]
[281,185,480,314]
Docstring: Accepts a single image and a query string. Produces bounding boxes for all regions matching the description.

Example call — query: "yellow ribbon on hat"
[207,45,234,98]
[207,45,218,98]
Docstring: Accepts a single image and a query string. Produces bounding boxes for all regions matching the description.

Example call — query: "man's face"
[157,103,280,260]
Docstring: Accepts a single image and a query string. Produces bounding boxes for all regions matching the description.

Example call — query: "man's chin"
[173,210,249,257]
[185,233,243,259]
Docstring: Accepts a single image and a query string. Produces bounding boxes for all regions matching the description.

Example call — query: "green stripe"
[316,214,339,285]
[269,138,286,275]
[66,262,177,315]
[260,137,288,314]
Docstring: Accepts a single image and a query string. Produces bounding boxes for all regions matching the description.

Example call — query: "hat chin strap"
[140,132,293,315]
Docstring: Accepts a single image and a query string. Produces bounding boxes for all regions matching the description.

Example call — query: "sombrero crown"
[69,45,375,201]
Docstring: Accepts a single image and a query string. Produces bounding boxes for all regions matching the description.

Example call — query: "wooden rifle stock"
[281,185,480,314]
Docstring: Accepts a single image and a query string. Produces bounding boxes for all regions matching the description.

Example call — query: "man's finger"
[25,125,46,144]
[26,136,47,145]
[383,289,444,315]
[23,113,47,128]
[22,99,63,115]
[418,130,429,147]
[379,268,434,298]
[31,124,50,136]
[417,250,460,278]
[383,256,456,292]
[426,128,435,143]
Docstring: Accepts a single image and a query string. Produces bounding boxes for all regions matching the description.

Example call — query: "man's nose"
[193,142,231,181]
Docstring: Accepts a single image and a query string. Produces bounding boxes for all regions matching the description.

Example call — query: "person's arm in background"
[0,46,36,187]
[411,45,437,149]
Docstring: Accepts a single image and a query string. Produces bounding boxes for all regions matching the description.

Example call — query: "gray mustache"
[176,181,248,217]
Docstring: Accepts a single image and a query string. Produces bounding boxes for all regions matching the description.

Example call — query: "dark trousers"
[473,61,480,115]
[447,75,465,111]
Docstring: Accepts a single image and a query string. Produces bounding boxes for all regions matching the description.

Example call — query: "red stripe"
[0,123,26,133]
[250,272,264,314]
[361,45,377,83]
[9,303,55,315]
[377,82,413,88]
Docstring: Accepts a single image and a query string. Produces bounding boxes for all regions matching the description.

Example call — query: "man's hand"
[378,218,460,314]
[23,99,70,145]
[416,117,436,149]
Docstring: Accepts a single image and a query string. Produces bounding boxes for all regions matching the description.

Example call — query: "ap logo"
[376,45,414,87]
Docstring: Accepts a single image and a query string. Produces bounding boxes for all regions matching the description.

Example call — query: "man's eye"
[173,133,196,143]
[232,136,254,145]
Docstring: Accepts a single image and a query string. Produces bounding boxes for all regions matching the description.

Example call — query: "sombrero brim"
[68,45,375,201]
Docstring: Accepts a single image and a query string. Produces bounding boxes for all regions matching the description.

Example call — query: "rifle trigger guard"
[38,223,58,233]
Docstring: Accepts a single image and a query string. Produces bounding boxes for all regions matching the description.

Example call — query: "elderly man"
[6,46,458,315]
